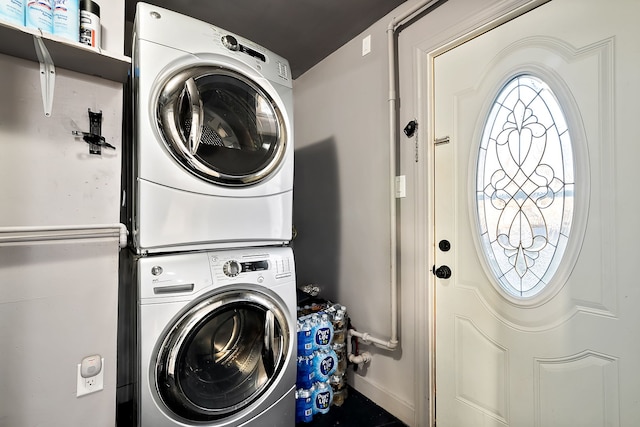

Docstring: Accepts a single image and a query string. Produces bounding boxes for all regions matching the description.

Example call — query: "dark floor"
[117,385,406,427]
[297,386,407,427]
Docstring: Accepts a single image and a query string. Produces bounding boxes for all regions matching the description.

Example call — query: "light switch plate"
[362,35,371,56]
[395,175,406,198]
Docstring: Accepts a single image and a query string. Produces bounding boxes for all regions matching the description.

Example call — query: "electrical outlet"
[77,359,104,397]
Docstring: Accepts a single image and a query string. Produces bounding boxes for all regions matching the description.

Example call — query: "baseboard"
[348,373,415,426]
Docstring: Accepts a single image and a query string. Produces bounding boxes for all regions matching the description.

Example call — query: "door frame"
[412,0,551,424]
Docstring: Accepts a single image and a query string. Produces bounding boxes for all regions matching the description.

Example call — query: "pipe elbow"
[348,351,373,365]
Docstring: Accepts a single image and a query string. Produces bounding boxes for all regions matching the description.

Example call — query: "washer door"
[154,289,291,421]
[156,66,287,186]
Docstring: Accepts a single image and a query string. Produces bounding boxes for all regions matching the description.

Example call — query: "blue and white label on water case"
[26,0,53,33]
[312,382,333,415]
[0,0,25,26]
[312,313,334,350]
[312,348,338,382]
[53,0,79,42]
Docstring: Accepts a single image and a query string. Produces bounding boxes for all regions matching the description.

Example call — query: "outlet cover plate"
[76,358,104,397]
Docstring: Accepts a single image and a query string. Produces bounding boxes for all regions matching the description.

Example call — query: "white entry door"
[433,0,640,426]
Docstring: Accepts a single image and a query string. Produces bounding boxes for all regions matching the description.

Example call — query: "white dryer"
[131,3,294,255]
[137,247,296,427]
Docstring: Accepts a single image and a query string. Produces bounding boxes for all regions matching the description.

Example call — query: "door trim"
[414,1,551,424]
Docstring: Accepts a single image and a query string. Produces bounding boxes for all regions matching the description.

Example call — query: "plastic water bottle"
[332,342,347,376]
[329,374,347,407]
[312,381,333,415]
[297,317,313,356]
[295,387,314,423]
[296,353,315,389]
[312,313,334,350]
[332,307,347,344]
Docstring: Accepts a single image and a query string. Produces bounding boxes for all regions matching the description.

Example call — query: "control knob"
[223,260,241,277]
[221,35,239,51]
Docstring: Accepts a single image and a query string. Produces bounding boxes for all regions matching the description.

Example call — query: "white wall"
[99,0,125,55]
[0,2,125,425]
[292,0,537,424]
[0,239,120,427]
[0,55,123,227]
[0,51,123,426]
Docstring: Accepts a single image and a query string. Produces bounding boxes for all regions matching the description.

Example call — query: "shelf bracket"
[33,35,55,117]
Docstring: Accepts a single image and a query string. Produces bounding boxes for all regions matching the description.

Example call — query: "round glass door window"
[156,66,287,186]
[154,290,291,421]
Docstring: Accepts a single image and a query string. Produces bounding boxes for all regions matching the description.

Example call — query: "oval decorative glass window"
[476,74,574,299]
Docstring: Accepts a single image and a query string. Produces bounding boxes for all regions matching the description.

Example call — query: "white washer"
[138,247,296,427]
[132,3,294,255]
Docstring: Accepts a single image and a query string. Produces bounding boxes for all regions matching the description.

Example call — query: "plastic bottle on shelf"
[53,0,79,42]
[0,0,25,26]
[79,0,100,48]
[26,0,53,34]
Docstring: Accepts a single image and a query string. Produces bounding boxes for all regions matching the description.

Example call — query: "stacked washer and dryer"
[129,3,296,426]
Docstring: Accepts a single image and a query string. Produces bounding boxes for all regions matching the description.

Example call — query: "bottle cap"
[81,0,100,17]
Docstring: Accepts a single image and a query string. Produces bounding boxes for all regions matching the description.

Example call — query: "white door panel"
[433,0,640,425]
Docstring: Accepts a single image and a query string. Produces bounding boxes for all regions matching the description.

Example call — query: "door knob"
[432,265,452,279]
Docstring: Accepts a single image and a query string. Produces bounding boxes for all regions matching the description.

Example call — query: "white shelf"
[0,19,130,83]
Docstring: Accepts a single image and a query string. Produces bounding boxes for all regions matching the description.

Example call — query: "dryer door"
[154,289,291,422]
[156,66,287,186]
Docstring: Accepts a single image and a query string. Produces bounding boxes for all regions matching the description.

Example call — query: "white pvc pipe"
[0,223,128,248]
[350,329,396,349]
[348,351,373,366]
[349,0,444,352]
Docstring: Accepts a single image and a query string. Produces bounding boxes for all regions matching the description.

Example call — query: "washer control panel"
[209,248,293,282]
[222,259,269,277]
